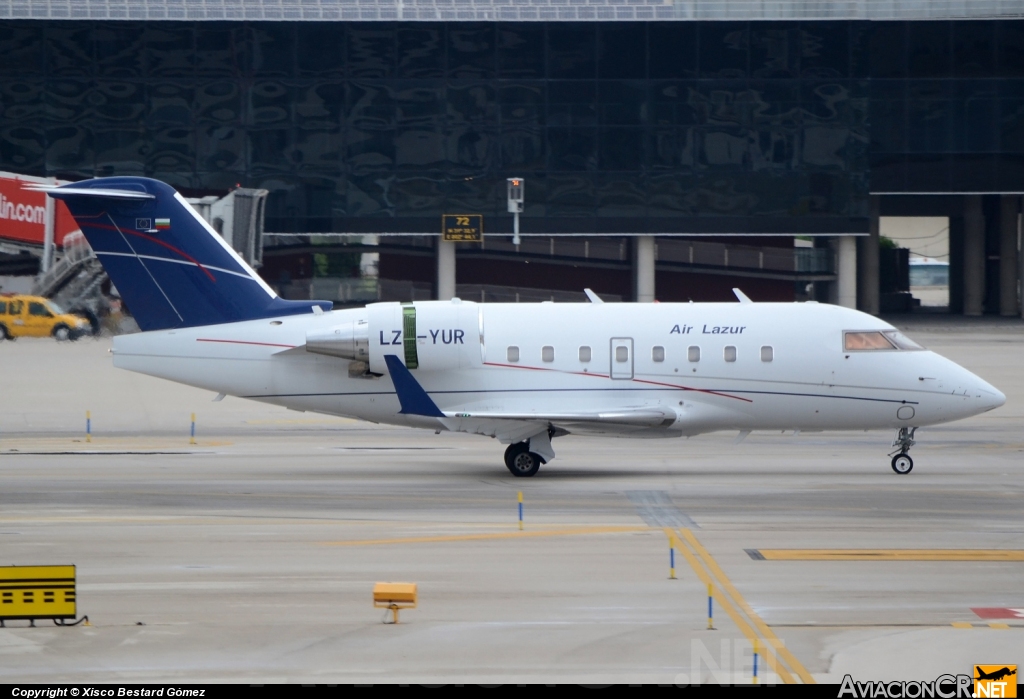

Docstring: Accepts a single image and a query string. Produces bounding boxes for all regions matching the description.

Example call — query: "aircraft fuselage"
[111,299,1004,440]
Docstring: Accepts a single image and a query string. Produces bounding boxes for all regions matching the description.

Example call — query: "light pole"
[507,177,524,246]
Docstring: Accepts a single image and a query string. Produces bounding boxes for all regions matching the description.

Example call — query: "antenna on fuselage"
[732,288,753,304]
[583,288,604,304]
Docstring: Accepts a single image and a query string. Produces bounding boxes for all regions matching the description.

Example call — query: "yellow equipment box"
[373,582,417,608]
[0,565,76,622]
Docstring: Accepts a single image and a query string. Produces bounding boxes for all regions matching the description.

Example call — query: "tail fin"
[37,177,331,331]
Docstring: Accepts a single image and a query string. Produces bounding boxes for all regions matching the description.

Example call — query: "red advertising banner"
[0,173,79,248]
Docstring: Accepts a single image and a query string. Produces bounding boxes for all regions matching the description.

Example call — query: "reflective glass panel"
[844,331,896,351]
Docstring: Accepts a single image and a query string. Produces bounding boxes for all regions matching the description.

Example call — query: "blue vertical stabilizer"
[42,177,331,331]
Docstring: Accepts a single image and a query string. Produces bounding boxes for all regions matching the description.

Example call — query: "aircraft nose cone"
[979,384,1006,412]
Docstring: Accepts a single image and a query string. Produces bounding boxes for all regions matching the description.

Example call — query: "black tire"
[891,453,913,474]
[52,324,71,342]
[504,442,541,478]
[0,324,8,341]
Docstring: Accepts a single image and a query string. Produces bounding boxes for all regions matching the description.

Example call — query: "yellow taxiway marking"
[669,528,816,685]
[951,622,974,628]
[664,529,796,685]
[1,438,233,451]
[320,525,649,547]
[988,623,1010,629]
[752,550,1024,562]
[243,418,357,425]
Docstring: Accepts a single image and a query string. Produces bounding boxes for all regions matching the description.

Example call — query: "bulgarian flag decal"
[155,218,171,230]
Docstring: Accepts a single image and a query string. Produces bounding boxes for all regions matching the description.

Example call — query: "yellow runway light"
[373,582,417,624]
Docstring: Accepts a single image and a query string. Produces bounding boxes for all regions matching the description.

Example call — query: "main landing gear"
[504,442,544,478]
[888,426,917,474]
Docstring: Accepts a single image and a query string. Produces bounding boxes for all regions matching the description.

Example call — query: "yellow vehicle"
[0,294,90,341]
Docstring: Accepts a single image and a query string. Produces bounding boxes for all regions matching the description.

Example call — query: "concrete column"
[836,235,857,309]
[963,195,985,316]
[436,237,456,300]
[41,177,56,273]
[633,235,656,303]
[948,216,964,314]
[999,195,1019,316]
[856,196,880,315]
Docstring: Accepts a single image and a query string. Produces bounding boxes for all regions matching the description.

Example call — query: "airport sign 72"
[442,214,482,242]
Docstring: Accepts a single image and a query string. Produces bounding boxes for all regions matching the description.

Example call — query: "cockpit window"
[844,331,894,350]
[882,330,924,350]
[844,330,924,351]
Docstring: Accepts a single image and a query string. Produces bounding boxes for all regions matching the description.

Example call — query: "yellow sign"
[0,565,76,621]
[373,582,417,608]
[442,214,482,242]
[373,582,417,624]
[975,666,1017,698]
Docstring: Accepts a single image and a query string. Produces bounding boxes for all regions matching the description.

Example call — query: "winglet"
[383,354,445,418]
[732,288,753,304]
[583,288,604,304]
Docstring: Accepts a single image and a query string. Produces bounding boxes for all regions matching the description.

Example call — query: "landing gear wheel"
[891,453,913,474]
[504,442,541,478]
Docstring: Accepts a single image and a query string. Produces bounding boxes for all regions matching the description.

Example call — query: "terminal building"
[0,1,1022,315]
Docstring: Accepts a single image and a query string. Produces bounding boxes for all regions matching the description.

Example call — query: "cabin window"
[760,345,773,362]
[578,346,592,362]
[724,345,737,362]
[507,346,520,363]
[652,346,665,362]
[0,301,6,314]
[615,346,628,363]
[688,346,700,362]
[542,345,555,362]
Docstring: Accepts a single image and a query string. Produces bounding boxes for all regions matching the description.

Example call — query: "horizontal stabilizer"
[25,184,155,200]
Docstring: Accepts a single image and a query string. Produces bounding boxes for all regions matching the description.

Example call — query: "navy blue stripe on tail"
[44,177,331,331]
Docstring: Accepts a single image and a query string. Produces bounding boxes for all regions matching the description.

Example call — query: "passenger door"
[610,338,634,379]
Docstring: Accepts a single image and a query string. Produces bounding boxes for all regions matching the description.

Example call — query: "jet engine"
[305,300,483,375]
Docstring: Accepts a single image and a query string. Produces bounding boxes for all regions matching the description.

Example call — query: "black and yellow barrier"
[0,565,78,627]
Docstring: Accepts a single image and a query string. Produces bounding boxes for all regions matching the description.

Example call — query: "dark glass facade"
[0,20,1021,235]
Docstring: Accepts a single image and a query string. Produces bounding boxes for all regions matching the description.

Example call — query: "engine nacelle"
[306,319,369,361]
[306,300,482,375]
[368,300,482,374]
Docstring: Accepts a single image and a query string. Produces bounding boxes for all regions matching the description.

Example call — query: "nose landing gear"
[888,427,917,474]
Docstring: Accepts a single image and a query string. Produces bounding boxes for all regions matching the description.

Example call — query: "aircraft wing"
[439,408,677,446]
[382,355,677,443]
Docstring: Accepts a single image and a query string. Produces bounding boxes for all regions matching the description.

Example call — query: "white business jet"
[38,177,1005,477]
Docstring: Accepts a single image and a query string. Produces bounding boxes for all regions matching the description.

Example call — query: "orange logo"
[974,665,1017,698]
